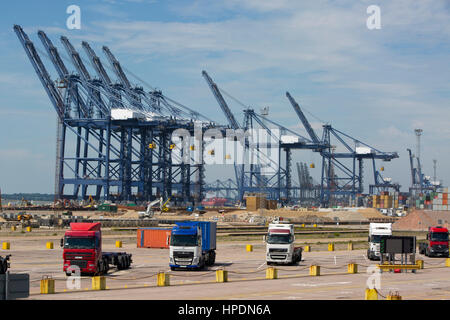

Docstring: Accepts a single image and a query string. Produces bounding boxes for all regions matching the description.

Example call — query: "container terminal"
[0,24,448,301]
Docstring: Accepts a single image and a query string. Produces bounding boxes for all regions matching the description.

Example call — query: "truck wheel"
[208,251,216,266]
[117,256,124,270]
[170,267,176,271]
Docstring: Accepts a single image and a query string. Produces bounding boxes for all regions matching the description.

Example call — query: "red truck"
[419,226,449,257]
[62,222,132,276]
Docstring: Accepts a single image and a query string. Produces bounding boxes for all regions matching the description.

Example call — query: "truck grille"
[432,245,448,252]
[269,248,288,253]
[174,251,194,265]
[65,252,93,259]
[270,254,287,260]
[70,260,87,269]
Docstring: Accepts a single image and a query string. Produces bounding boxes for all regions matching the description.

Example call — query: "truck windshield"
[170,234,198,247]
[431,233,449,241]
[64,237,95,249]
[267,234,292,244]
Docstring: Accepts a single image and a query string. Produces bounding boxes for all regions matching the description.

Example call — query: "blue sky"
[0,0,449,193]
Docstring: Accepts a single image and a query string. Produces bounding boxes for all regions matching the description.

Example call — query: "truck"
[169,221,216,270]
[265,223,302,265]
[419,226,449,257]
[367,223,392,260]
[62,222,132,276]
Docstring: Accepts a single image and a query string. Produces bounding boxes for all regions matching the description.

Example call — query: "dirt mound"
[393,210,450,231]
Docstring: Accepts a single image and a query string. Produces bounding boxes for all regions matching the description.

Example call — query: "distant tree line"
[1,193,55,201]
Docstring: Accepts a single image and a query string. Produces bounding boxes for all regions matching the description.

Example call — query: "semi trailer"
[62,222,132,276]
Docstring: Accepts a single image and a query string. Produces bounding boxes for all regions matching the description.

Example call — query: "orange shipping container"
[137,228,172,248]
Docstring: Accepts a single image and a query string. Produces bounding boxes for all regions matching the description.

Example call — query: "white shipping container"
[111,108,145,120]
[356,147,373,154]
[280,135,300,144]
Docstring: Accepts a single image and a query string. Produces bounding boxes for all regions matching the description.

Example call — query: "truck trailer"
[169,221,216,270]
[419,226,449,257]
[265,223,302,265]
[62,222,132,276]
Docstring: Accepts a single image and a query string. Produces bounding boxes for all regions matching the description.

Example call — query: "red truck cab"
[419,226,449,257]
[62,222,103,275]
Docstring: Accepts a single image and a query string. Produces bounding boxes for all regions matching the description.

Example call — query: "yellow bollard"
[157,272,170,286]
[304,245,310,252]
[328,243,334,251]
[46,242,54,249]
[26,226,32,232]
[445,258,450,267]
[266,267,277,280]
[2,242,10,250]
[246,244,253,252]
[348,242,353,251]
[387,292,402,300]
[309,265,320,276]
[92,276,106,290]
[115,240,122,248]
[416,260,424,269]
[216,269,228,283]
[11,226,16,232]
[301,224,305,228]
[365,289,378,300]
[40,277,55,294]
[313,224,317,228]
[348,263,358,274]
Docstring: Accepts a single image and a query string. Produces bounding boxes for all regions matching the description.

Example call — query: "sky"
[0,0,449,194]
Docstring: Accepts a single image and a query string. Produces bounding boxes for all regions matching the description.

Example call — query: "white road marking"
[291,281,351,287]
[257,262,266,270]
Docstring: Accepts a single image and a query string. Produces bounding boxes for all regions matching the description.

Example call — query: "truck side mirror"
[60,238,64,248]
[368,236,370,242]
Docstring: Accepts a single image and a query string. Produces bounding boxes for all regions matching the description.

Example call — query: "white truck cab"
[367,223,392,260]
[265,223,302,265]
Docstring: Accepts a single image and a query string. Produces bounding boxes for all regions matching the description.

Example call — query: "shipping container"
[137,228,172,248]
[174,221,217,251]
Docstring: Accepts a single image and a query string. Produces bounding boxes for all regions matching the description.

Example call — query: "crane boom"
[14,25,64,118]
[286,92,320,144]
[102,46,132,89]
[202,70,240,130]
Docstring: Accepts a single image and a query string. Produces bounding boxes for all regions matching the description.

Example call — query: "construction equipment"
[138,197,163,219]
[84,195,96,208]
[161,197,171,212]
[17,213,32,222]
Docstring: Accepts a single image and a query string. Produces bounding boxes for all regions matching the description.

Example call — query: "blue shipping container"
[175,221,216,251]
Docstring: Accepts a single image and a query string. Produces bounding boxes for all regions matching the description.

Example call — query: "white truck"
[367,223,392,260]
[265,223,302,265]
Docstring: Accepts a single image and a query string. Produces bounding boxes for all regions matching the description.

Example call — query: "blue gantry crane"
[15,25,220,204]
[285,92,399,207]
[202,71,325,204]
